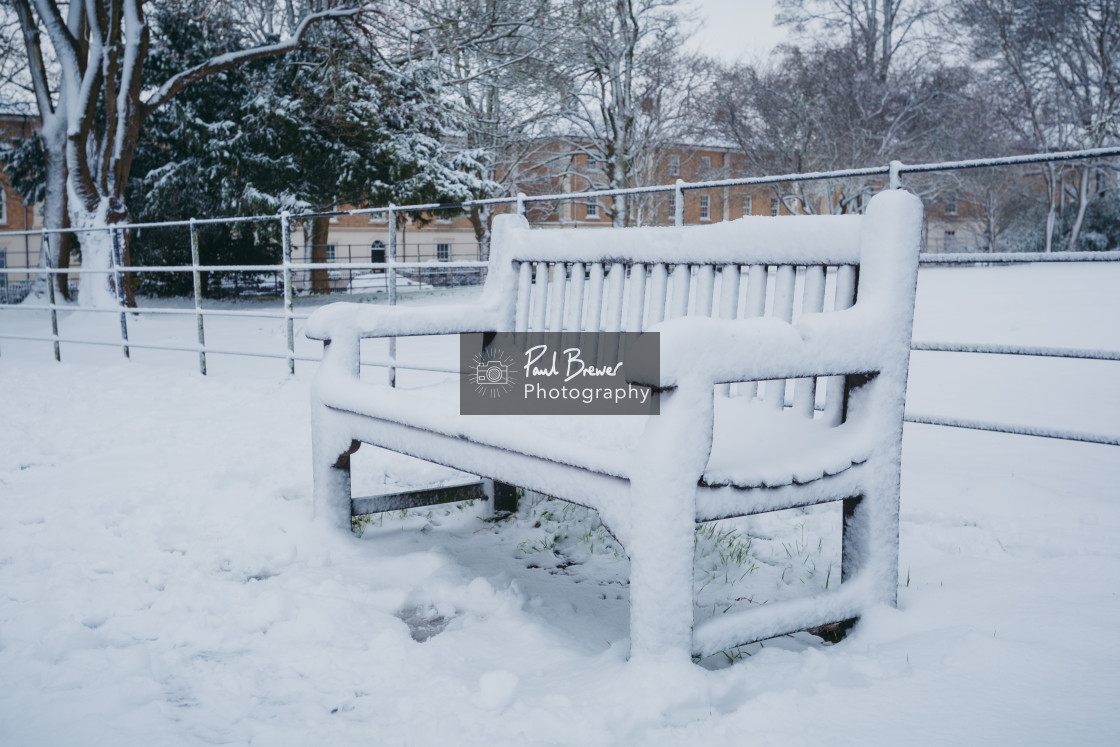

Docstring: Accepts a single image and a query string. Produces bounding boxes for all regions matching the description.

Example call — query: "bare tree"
[951,0,1120,251]
[555,0,703,227]
[414,0,565,258]
[704,42,964,215]
[777,0,937,83]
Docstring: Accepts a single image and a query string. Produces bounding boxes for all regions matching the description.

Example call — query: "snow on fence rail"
[3,148,1120,446]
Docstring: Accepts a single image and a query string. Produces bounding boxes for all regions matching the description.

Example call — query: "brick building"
[0,112,43,302]
[2,116,985,297]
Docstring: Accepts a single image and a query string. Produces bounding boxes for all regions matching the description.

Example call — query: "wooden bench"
[306,189,924,661]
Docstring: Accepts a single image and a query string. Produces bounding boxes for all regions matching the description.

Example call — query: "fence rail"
[3,148,1119,447]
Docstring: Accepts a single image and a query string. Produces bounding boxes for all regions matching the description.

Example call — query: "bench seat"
[322,375,874,492]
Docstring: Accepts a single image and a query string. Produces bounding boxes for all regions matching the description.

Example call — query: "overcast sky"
[685,0,787,63]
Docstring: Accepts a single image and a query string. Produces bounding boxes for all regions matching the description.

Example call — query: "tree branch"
[141,5,366,119]
[12,0,55,119]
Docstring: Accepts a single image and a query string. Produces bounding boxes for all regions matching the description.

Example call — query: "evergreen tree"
[128,9,491,296]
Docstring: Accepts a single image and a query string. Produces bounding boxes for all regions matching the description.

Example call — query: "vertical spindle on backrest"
[532,261,549,332]
[549,262,567,332]
[597,263,627,363]
[585,262,606,332]
[515,262,532,332]
[647,263,669,327]
[604,263,626,332]
[568,262,586,331]
[792,265,826,417]
[695,265,715,318]
[764,265,797,410]
[627,264,647,332]
[823,264,858,426]
[669,264,690,318]
[715,265,741,397]
[740,264,768,399]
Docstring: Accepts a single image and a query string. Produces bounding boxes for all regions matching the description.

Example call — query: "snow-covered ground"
[1,263,1119,745]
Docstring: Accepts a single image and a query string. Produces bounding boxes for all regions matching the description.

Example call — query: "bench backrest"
[482,189,923,424]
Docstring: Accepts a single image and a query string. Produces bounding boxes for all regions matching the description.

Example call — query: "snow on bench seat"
[320,375,875,490]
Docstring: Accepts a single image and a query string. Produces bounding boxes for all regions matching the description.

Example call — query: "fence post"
[516,192,527,217]
[674,179,685,227]
[189,219,206,375]
[111,227,130,359]
[387,205,397,387]
[281,211,295,375]
[43,230,60,362]
[889,160,903,189]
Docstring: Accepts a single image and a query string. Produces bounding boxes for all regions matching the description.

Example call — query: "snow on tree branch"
[142,5,369,118]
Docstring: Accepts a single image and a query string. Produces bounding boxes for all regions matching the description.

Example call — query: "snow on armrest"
[628,314,881,389]
[305,301,500,341]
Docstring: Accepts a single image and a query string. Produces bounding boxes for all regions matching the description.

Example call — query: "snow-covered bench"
[306,189,924,662]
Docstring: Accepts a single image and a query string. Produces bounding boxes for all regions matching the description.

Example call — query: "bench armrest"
[628,312,883,389]
[305,301,501,341]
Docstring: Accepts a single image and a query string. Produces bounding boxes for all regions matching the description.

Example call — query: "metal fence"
[2,147,1119,448]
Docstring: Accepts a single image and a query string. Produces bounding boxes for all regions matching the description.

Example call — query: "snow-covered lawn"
[1,264,1119,745]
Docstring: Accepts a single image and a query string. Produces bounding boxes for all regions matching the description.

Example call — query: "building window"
[669,154,680,176]
[700,156,712,173]
[0,186,6,225]
[437,242,451,261]
[325,244,336,262]
[742,194,753,216]
[668,192,676,217]
[369,211,388,223]
[770,198,780,216]
[944,195,958,215]
[586,200,599,219]
[700,195,711,221]
[436,213,452,224]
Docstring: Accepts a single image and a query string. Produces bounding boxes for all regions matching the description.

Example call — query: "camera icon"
[476,360,510,386]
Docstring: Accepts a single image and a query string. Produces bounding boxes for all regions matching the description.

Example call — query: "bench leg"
[627,387,712,662]
[841,458,901,608]
[491,481,520,514]
[841,495,864,584]
[311,407,360,530]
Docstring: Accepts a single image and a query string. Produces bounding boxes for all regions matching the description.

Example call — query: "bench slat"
[739,264,768,399]
[647,263,668,327]
[823,265,859,426]
[549,262,567,332]
[568,262,586,332]
[515,261,532,333]
[793,265,827,417]
[696,265,716,318]
[764,265,797,410]
[670,264,690,318]
[532,262,549,332]
[585,262,605,332]
[715,265,742,397]
[627,263,647,333]
[604,263,626,333]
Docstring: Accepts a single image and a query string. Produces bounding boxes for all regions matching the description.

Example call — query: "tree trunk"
[309,215,332,294]
[34,130,73,300]
[469,204,492,261]
[1043,166,1057,253]
[1066,164,1091,252]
